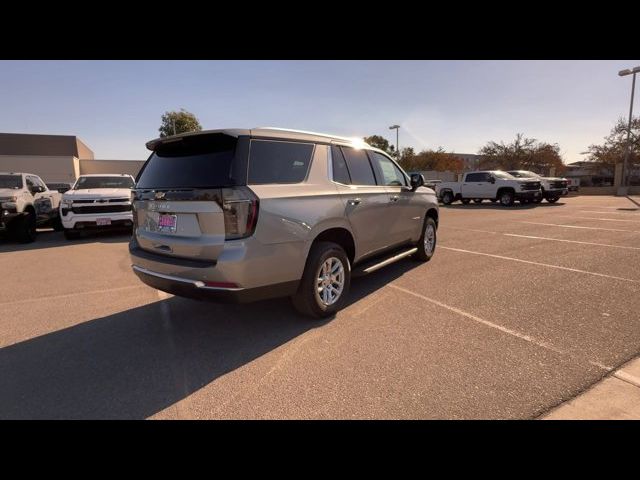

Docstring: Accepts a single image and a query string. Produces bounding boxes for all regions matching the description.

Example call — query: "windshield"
[0,174,23,189]
[493,171,516,179]
[74,176,134,190]
[509,171,538,178]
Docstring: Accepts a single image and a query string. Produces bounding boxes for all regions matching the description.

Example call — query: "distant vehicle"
[435,170,541,207]
[566,178,580,192]
[60,174,135,239]
[506,170,568,203]
[0,172,63,242]
[46,182,73,194]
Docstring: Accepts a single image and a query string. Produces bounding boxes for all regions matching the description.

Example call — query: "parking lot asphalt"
[1,195,639,419]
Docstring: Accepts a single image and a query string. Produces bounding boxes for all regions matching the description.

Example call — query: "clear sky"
[0,60,638,163]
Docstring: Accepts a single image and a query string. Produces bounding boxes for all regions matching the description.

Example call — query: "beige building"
[0,132,144,184]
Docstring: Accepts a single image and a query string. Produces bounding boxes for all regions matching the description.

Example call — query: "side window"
[248,140,314,184]
[369,152,408,187]
[331,146,351,184]
[26,177,37,193]
[466,173,489,182]
[341,147,377,186]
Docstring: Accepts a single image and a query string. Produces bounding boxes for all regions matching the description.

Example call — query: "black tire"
[414,216,437,262]
[64,229,81,240]
[473,199,483,204]
[52,216,64,232]
[532,197,543,204]
[461,199,471,205]
[292,241,351,319]
[546,196,559,203]
[499,190,515,207]
[441,191,454,205]
[15,211,37,243]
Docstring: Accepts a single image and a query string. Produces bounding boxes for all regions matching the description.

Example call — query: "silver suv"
[129,128,439,318]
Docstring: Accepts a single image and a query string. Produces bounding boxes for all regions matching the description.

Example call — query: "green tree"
[159,109,203,137]
[478,133,565,174]
[585,116,640,168]
[364,135,395,155]
[399,147,464,173]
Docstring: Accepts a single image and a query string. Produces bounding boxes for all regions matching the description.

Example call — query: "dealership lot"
[1,195,639,419]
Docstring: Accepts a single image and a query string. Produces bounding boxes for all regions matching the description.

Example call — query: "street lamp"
[618,66,640,187]
[389,124,400,159]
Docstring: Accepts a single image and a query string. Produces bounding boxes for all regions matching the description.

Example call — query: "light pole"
[618,66,640,187]
[389,124,400,159]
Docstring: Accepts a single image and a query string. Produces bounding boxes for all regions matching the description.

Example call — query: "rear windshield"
[0,174,22,189]
[136,134,241,189]
[75,176,134,189]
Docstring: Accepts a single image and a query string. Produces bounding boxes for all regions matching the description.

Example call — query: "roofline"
[145,127,374,151]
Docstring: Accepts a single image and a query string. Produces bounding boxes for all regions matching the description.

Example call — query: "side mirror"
[410,173,425,191]
[489,176,496,184]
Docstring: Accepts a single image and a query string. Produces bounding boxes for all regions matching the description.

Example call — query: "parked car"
[46,182,73,194]
[566,178,580,192]
[506,170,568,203]
[60,174,135,239]
[0,172,63,242]
[435,170,541,206]
[129,128,439,318]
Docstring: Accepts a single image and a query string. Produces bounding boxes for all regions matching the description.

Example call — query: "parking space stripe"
[580,210,640,216]
[438,246,640,283]
[520,221,640,233]
[0,284,149,307]
[555,215,640,224]
[388,284,611,371]
[502,234,640,251]
[445,226,640,251]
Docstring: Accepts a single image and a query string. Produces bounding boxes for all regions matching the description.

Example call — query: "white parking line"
[445,226,640,250]
[0,284,149,307]
[581,210,640,216]
[520,221,639,233]
[503,234,640,251]
[555,215,640,224]
[388,284,610,371]
[439,246,640,283]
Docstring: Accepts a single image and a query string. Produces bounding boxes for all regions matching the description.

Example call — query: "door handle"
[389,195,399,202]
[347,198,361,206]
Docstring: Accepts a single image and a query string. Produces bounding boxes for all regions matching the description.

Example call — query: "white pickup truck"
[60,174,135,239]
[435,170,542,207]
[0,172,63,242]
[506,170,568,203]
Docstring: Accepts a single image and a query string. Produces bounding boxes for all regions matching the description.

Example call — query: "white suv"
[60,174,135,239]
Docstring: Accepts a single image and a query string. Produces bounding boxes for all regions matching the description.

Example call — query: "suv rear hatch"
[132,133,257,261]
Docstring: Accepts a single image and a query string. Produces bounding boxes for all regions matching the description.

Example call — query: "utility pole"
[389,125,400,159]
[618,66,640,188]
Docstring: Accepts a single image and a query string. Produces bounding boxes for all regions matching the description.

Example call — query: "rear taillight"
[221,187,259,240]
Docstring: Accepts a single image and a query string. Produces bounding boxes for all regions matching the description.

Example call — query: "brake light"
[221,187,259,240]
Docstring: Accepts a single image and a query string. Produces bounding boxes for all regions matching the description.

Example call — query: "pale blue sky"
[0,60,638,163]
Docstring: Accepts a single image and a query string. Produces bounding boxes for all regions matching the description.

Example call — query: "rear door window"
[248,140,314,184]
[341,147,377,186]
[331,145,351,184]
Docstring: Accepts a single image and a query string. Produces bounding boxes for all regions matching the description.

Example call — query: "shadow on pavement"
[0,257,422,419]
[0,229,132,253]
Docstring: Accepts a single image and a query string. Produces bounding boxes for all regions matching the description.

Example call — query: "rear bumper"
[515,190,542,200]
[132,264,298,303]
